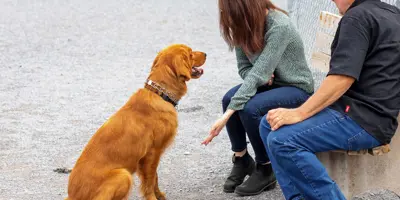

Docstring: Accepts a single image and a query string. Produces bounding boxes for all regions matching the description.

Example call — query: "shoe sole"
[234,180,277,196]
[223,188,235,193]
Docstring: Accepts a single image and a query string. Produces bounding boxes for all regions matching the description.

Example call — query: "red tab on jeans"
[345,105,350,113]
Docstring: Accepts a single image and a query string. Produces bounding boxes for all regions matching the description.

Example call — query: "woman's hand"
[202,109,235,145]
[201,117,228,145]
[267,108,305,131]
[267,74,275,86]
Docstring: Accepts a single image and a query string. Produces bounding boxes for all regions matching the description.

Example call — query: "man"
[259,0,400,199]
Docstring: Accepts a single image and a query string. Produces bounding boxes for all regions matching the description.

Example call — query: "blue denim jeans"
[259,108,381,200]
[222,84,310,163]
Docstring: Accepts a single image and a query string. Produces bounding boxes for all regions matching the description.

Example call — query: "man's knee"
[265,127,297,157]
[259,117,275,147]
[259,117,271,136]
[266,131,284,156]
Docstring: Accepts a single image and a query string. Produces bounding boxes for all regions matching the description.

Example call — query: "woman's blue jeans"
[222,84,310,163]
[259,108,381,200]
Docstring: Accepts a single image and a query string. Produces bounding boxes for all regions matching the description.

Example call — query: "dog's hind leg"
[154,172,166,200]
[137,150,165,200]
[93,169,133,200]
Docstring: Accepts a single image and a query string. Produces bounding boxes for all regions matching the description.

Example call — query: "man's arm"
[297,74,354,120]
[300,16,370,117]
[267,16,370,130]
[267,75,354,131]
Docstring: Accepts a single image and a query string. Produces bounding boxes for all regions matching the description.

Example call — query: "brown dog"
[65,44,207,200]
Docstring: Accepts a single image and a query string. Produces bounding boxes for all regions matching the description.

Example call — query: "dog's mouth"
[191,66,204,78]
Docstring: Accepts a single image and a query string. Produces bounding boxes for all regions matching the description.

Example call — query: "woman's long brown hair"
[219,0,288,56]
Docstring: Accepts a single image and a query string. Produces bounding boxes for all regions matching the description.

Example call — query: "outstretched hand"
[201,117,227,145]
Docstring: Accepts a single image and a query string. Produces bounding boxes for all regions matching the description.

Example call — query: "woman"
[201,0,314,196]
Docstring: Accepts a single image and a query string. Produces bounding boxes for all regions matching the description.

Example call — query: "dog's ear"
[173,54,191,81]
[151,52,161,70]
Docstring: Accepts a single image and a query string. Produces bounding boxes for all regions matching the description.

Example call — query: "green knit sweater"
[227,10,314,110]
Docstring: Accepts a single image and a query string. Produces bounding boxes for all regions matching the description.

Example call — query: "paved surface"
[0,0,284,199]
[352,189,400,200]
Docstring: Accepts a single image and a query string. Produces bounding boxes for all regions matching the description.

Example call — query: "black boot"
[223,151,255,193]
[234,163,277,196]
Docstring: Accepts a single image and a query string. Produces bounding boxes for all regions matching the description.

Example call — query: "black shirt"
[328,0,400,144]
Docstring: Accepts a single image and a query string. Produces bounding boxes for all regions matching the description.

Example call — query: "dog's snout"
[204,53,207,57]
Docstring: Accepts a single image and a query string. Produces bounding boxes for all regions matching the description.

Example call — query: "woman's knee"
[222,92,232,108]
[222,85,241,108]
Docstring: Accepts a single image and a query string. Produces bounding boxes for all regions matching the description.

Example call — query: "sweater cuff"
[227,101,245,111]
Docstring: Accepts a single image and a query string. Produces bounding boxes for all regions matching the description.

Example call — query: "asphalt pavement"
[0,0,285,199]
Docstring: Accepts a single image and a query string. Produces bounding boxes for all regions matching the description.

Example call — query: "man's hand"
[267,108,305,131]
[266,75,355,131]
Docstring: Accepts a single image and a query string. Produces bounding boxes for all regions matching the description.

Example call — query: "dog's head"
[151,44,207,81]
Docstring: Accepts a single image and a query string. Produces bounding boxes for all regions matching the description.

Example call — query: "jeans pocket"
[347,130,381,151]
[326,108,346,120]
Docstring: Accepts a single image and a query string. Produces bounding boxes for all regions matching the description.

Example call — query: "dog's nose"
[204,53,207,57]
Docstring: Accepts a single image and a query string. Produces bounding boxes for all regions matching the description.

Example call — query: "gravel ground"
[352,189,400,200]
[0,0,284,199]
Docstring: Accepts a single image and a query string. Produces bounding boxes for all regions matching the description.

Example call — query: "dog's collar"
[144,79,179,107]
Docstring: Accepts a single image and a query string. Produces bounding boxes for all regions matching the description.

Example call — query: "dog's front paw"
[156,192,166,200]
[145,196,158,200]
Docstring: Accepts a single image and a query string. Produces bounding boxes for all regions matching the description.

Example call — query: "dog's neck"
[144,79,179,107]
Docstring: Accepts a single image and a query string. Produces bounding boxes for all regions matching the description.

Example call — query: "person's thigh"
[267,108,381,153]
[239,86,310,163]
[263,108,381,200]
[242,86,310,118]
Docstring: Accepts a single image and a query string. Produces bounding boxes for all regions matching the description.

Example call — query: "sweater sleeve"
[235,47,252,80]
[227,25,291,110]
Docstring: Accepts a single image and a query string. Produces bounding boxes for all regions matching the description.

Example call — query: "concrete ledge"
[331,144,391,156]
[316,116,400,199]
[352,189,400,200]
[312,11,400,198]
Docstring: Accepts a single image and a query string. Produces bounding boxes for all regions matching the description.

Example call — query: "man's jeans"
[222,84,309,163]
[259,108,381,200]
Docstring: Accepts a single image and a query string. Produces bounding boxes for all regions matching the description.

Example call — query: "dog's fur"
[65,44,207,200]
